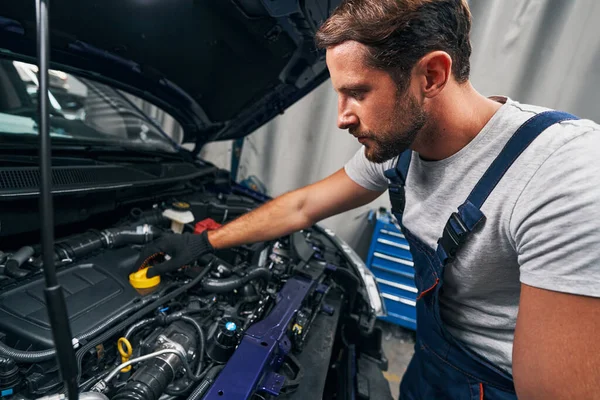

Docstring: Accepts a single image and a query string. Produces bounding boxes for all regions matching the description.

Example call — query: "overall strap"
[384,150,412,217]
[436,110,579,264]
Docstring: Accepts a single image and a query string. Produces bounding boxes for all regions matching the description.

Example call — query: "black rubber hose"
[165,359,216,397]
[129,208,168,227]
[5,246,34,278]
[0,341,55,363]
[208,202,251,212]
[201,267,271,294]
[205,203,251,223]
[163,379,193,397]
[31,226,158,268]
[124,318,158,340]
[104,228,157,248]
[75,265,215,383]
[186,365,225,400]
[56,231,104,261]
[180,316,205,378]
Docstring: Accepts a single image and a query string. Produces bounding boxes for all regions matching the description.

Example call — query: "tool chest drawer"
[367,210,417,331]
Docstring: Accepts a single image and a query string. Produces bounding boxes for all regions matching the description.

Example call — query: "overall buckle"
[439,212,469,261]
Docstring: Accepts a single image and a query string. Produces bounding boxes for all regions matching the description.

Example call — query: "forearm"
[207,189,312,249]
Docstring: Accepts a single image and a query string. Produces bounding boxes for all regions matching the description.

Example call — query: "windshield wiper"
[0,138,191,164]
[0,153,121,167]
[0,154,45,166]
[80,143,191,162]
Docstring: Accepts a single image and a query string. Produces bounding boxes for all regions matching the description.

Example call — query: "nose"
[337,98,359,130]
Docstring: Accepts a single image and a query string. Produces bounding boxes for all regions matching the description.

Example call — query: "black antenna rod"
[36,0,79,398]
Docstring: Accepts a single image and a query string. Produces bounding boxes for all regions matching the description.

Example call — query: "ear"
[413,51,452,98]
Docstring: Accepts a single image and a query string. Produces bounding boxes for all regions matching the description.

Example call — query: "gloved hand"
[133,231,214,278]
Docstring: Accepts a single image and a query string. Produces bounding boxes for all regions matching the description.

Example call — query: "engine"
[0,191,386,400]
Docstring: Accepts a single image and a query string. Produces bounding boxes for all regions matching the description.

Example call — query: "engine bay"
[0,188,388,400]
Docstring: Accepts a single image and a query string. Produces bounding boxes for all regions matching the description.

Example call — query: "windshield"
[0,59,183,152]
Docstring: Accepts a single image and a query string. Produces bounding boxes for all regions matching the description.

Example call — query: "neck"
[412,82,502,161]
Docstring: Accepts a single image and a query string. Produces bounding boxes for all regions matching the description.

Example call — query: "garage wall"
[199,0,600,257]
[468,0,600,119]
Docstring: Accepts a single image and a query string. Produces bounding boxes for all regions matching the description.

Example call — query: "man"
[137,0,600,398]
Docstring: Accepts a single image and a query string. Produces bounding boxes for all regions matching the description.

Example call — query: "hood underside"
[0,0,339,145]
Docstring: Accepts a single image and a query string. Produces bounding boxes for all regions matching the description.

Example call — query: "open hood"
[0,0,339,147]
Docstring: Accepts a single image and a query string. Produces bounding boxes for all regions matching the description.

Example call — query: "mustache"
[349,129,375,139]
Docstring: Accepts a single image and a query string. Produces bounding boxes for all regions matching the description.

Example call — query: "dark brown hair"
[315,0,472,89]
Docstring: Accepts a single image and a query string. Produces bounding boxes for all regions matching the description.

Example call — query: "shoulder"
[507,99,599,141]
[524,112,600,172]
[504,98,600,170]
[344,147,398,192]
[510,101,600,207]
[525,122,600,197]
[510,119,600,242]
[489,100,600,243]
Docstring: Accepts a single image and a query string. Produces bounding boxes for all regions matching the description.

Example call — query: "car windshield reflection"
[0,59,183,152]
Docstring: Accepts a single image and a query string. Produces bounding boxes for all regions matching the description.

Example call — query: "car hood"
[0,0,339,146]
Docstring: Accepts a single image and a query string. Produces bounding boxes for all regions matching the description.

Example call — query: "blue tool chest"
[366,210,417,330]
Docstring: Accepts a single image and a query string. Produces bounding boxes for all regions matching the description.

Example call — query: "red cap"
[194,218,222,234]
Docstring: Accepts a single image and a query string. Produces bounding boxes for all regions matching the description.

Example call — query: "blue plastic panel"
[371,266,415,292]
[374,240,412,259]
[381,295,417,331]
[367,210,417,330]
[376,279,418,301]
[371,252,414,277]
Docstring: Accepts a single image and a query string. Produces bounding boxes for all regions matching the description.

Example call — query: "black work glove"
[134,231,214,278]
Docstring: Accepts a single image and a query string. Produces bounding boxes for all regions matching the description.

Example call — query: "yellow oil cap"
[129,267,161,289]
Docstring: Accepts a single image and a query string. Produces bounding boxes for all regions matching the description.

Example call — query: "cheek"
[363,98,397,127]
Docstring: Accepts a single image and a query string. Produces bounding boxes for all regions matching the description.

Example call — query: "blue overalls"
[384,111,578,400]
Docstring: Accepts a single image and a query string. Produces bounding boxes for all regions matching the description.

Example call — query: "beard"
[351,92,427,164]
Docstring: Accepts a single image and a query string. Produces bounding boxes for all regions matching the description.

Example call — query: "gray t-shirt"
[345,96,600,374]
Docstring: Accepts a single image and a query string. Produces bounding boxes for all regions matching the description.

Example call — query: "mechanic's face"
[326,41,426,163]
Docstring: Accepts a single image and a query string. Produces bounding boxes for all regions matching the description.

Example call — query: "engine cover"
[0,247,141,349]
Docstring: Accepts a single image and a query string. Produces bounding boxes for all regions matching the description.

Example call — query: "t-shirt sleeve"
[344,146,393,192]
[510,129,600,297]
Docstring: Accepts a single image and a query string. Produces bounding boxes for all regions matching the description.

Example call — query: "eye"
[350,90,365,100]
